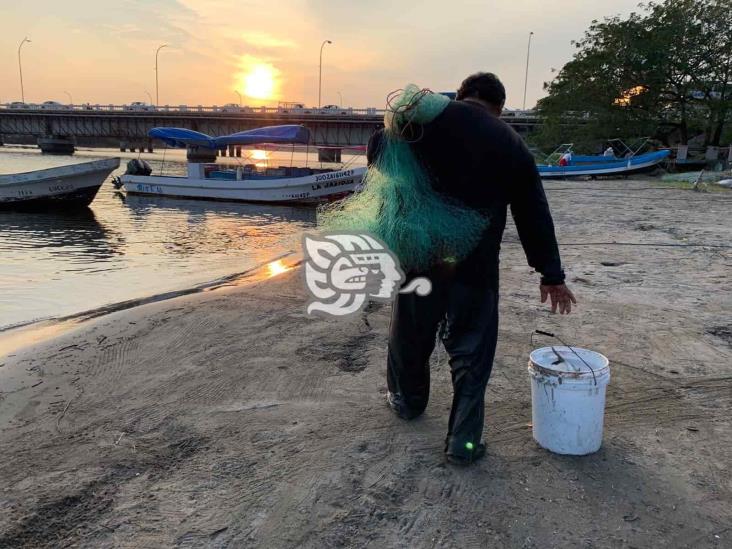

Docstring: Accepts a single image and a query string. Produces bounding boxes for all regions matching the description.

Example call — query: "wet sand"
[1,178,731,548]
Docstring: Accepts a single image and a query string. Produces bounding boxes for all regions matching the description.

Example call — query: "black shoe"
[445,442,487,466]
[386,391,423,420]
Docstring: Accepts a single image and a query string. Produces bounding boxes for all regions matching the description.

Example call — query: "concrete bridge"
[0,104,541,154]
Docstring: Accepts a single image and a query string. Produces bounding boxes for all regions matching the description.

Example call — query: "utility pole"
[155,44,168,106]
[18,37,31,103]
[523,31,534,110]
[318,40,332,108]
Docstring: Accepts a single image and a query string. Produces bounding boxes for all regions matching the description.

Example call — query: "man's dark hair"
[456,72,506,107]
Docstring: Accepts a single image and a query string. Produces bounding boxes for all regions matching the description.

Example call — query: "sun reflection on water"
[267,259,291,278]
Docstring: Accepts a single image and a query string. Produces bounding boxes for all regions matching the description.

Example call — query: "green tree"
[534,0,732,150]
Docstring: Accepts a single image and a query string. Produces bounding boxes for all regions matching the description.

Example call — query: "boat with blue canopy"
[117,125,365,204]
[537,150,670,178]
[536,138,671,178]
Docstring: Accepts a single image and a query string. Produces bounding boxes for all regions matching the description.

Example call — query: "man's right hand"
[540,284,577,314]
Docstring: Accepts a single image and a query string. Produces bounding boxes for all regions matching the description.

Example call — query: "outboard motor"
[113,158,153,189]
[125,158,152,176]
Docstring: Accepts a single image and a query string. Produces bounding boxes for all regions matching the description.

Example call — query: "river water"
[0,146,365,330]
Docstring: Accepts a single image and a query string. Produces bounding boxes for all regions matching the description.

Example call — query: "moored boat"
[118,125,366,204]
[537,149,671,179]
[0,157,120,210]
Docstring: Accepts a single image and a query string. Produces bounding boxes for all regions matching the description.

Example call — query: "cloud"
[239,32,297,50]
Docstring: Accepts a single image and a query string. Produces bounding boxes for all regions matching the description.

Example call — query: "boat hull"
[120,167,366,204]
[538,150,670,179]
[0,158,120,210]
[0,185,103,211]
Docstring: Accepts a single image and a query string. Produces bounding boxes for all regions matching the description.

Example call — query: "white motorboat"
[0,157,119,210]
[117,125,366,204]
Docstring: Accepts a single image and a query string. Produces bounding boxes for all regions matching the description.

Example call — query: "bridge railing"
[0,103,387,116]
[0,103,538,119]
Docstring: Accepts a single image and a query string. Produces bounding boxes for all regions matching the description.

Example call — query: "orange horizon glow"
[614,85,647,107]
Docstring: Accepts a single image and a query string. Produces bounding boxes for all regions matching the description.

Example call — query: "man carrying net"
[322,72,575,465]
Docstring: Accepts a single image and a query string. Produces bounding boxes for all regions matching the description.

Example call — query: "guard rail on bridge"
[0,102,538,117]
[0,103,541,151]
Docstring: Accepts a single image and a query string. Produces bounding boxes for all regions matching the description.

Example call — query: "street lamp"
[318,39,332,108]
[235,90,242,106]
[145,90,153,104]
[64,90,73,105]
[18,37,31,103]
[155,44,168,106]
[337,91,343,107]
[522,31,534,110]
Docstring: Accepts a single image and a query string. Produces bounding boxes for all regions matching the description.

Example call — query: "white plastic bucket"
[528,346,610,455]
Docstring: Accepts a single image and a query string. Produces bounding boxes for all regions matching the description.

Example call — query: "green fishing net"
[318,84,488,272]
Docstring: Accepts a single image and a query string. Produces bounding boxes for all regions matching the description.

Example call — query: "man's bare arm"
[540,283,577,315]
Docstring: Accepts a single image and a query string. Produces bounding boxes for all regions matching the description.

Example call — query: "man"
[369,72,576,465]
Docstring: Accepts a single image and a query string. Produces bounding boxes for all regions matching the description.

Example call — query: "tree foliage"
[533,0,732,151]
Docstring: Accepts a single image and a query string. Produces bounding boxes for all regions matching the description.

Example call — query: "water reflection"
[117,192,316,224]
[0,208,123,261]
[0,147,332,330]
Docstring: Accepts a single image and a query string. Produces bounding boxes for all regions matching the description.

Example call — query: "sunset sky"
[0,0,642,109]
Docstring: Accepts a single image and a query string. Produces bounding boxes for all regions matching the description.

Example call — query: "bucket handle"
[532,330,598,386]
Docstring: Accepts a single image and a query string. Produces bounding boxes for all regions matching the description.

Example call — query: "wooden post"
[318,148,341,163]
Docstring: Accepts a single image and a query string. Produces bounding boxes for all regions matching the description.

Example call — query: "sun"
[242,64,276,100]
[234,55,281,103]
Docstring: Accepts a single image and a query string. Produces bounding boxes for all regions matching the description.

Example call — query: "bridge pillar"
[318,148,341,163]
[235,146,242,158]
[228,145,235,157]
[38,136,75,155]
[187,146,217,163]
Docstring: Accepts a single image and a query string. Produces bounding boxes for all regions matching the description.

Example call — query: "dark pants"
[386,264,499,457]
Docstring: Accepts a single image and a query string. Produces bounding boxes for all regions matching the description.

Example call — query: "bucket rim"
[529,346,609,379]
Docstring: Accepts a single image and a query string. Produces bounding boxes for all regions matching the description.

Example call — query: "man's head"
[456,72,506,116]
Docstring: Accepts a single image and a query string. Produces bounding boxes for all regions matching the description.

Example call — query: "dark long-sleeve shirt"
[366,99,564,289]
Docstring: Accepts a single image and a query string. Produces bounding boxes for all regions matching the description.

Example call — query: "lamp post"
[318,39,332,108]
[155,44,168,106]
[64,90,73,105]
[337,91,343,107]
[522,31,534,110]
[235,90,242,106]
[145,90,153,104]
[18,37,31,103]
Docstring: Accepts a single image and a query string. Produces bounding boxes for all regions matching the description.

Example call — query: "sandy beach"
[1,178,731,548]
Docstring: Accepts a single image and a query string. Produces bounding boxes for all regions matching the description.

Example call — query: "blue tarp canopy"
[214,125,311,147]
[148,127,216,149]
[149,125,311,149]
